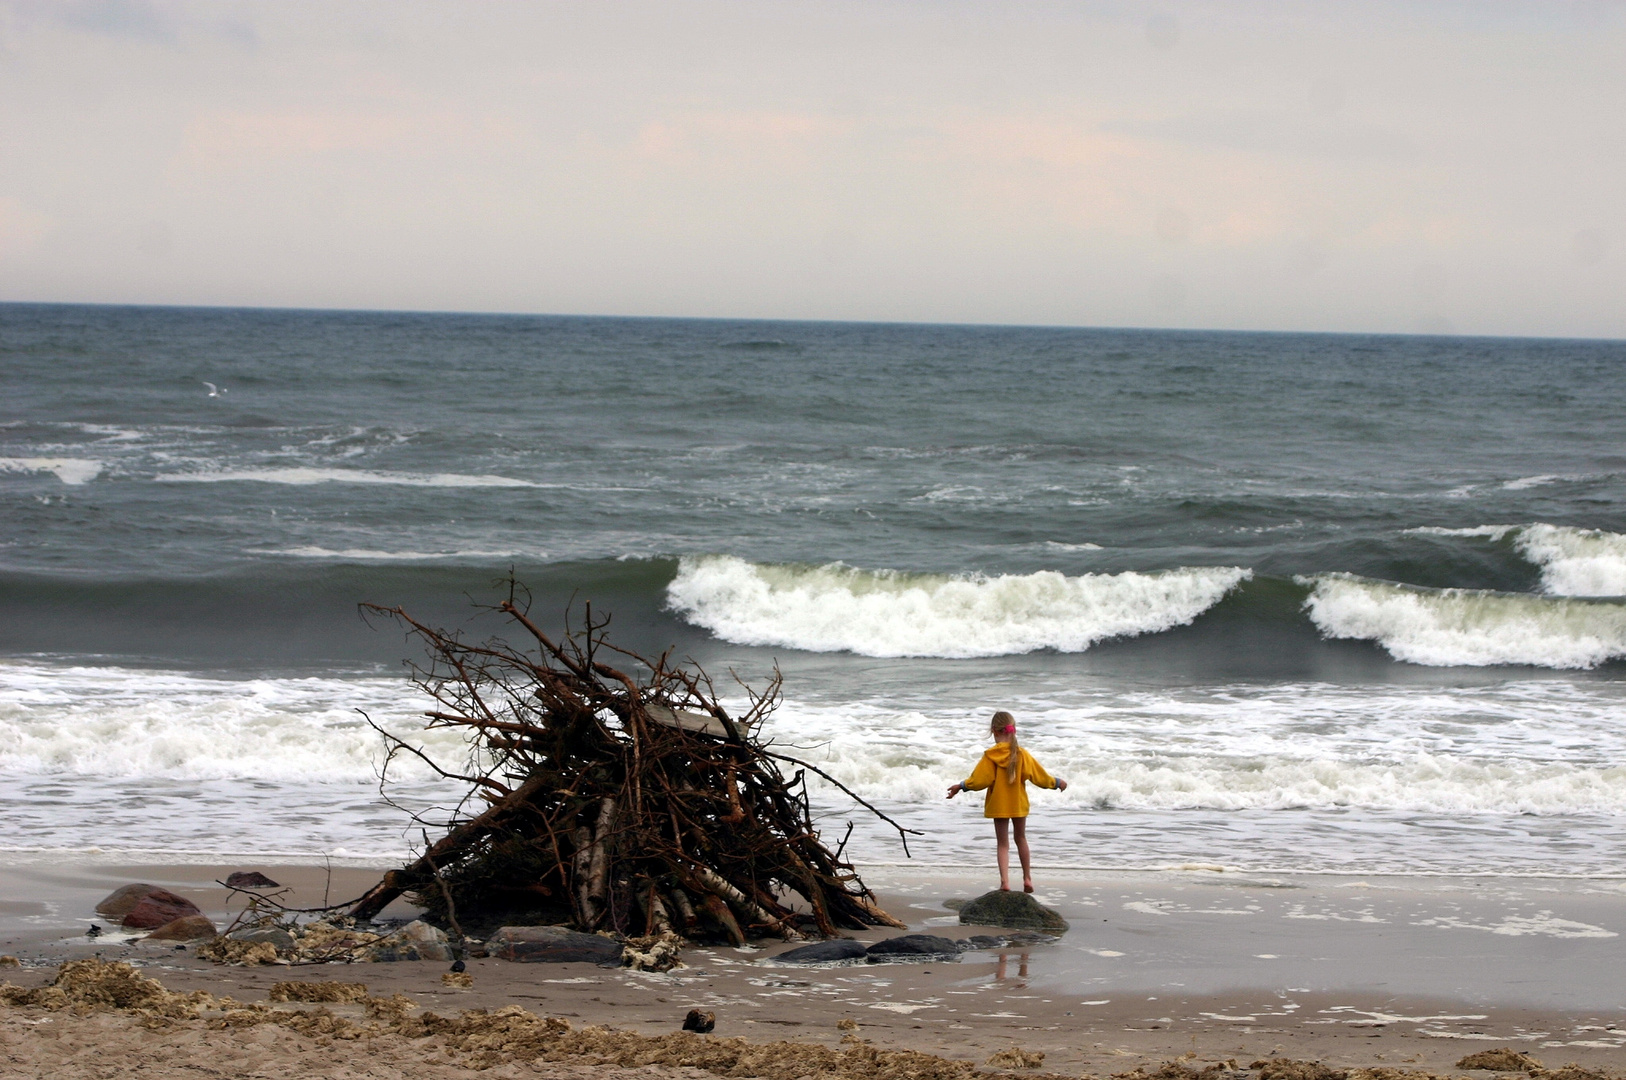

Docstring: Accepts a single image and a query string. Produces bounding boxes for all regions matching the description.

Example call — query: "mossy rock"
[957,890,1069,931]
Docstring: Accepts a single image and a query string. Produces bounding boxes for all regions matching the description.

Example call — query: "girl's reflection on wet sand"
[993,951,1030,985]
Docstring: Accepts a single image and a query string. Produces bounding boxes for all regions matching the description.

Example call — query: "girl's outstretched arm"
[962,754,996,791]
[1024,750,1065,791]
[950,753,996,798]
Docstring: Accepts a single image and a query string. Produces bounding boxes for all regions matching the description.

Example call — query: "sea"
[4,303,1626,878]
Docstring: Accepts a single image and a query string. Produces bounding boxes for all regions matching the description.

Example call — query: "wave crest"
[1301,573,1626,669]
[666,555,1249,658]
[1408,523,1626,597]
[1516,524,1626,597]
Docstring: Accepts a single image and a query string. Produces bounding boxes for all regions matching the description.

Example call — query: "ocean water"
[4,303,1626,874]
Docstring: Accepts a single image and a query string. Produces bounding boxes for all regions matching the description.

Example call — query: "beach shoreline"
[5,858,1626,1077]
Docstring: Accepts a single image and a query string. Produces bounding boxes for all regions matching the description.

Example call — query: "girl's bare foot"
[999,884,1011,891]
[1023,881,1034,893]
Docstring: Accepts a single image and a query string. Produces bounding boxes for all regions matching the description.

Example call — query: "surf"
[1300,572,1626,669]
[665,555,1251,658]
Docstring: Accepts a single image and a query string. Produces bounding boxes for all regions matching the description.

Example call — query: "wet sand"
[4,858,1626,1077]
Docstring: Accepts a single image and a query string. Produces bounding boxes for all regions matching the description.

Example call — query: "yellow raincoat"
[962,743,1058,819]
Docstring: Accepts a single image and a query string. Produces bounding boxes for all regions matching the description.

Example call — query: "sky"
[0,0,1621,337]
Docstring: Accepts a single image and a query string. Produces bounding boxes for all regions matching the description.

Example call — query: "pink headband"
[1001,724,1015,734]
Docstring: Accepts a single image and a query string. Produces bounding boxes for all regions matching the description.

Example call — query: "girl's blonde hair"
[990,711,1019,783]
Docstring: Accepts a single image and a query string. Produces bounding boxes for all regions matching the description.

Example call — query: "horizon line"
[2,298,1623,346]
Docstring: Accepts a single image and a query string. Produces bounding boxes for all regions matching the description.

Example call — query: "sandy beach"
[5,859,1626,1079]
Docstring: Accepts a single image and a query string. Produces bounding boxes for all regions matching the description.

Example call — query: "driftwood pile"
[348,592,909,943]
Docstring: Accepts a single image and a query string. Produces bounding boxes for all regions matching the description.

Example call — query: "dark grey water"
[4,303,1626,871]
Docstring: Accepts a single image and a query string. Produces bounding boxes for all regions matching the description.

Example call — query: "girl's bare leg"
[993,818,1012,890]
[1014,817,1033,892]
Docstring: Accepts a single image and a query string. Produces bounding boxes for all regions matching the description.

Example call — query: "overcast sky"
[0,1,1621,336]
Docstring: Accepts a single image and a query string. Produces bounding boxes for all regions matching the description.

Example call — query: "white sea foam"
[246,546,532,561]
[764,681,1626,817]
[0,457,104,485]
[1503,475,1571,491]
[1405,523,1626,597]
[1407,525,1518,541]
[665,555,1250,658]
[1515,524,1626,597]
[158,467,536,487]
[1300,573,1626,668]
[9,661,1626,868]
[0,662,461,782]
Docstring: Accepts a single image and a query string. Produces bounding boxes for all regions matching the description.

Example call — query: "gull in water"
[202,381,228,397]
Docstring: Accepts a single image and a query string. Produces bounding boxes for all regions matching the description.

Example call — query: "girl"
[946,711,1067,893]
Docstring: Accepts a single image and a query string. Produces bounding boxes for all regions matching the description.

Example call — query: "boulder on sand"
[772,939,869,964]
[95,884,159,919]
[865,934,961,961]
[121,889,204,930]
[489,925,623,964]
[227,926,297,951]
[365,920,454,962]
[957,890,1068,932]
[224,872,280,889]
[145,915,218,942]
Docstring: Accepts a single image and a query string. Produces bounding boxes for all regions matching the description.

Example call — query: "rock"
[772,939,869,964]
[441,971,474,989]
[145,915,218,941]
[488,925,623,965]
[224,872,280,889]
[121,889,204,930]
[864,934,961,961]
[95,884,159,918]
[365,920,454,962]
[0,956,19,967]
[682,1008,716,1033]
[227,926,297,952]
[957,890,1069,932]
[942,898,969,911]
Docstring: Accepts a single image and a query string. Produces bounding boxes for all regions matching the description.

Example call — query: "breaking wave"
[1516,524,1626,597]
[665,555,1250,658]
[0,457,104,485]
[1301,573,1626,669]
[1409,523,1626,597]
